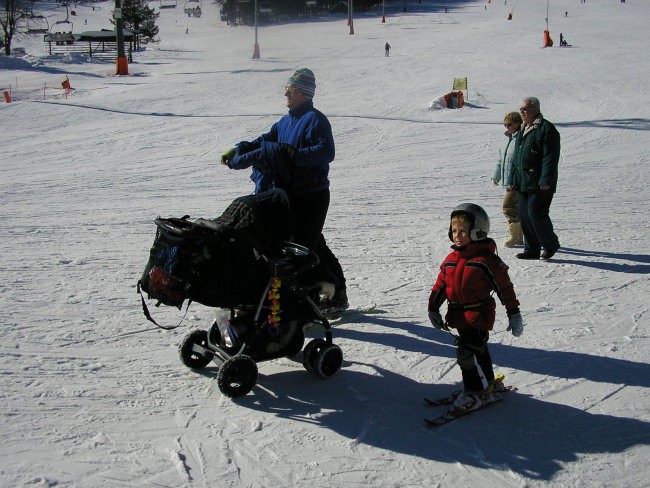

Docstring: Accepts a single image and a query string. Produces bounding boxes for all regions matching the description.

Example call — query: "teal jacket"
[511,115,561,193]
[493,131,517,187]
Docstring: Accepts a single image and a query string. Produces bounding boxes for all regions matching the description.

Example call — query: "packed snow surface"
[1,0,649,486]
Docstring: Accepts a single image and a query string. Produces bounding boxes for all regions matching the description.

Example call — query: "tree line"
[219,0,381,26]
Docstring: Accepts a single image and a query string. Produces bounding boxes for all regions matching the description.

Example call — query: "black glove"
[428,310,445,330]
[279,143,296,165]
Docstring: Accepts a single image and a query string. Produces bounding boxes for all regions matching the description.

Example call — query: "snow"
[1,0,649,486]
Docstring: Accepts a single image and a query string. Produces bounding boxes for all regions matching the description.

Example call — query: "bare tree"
[1,0,26,55]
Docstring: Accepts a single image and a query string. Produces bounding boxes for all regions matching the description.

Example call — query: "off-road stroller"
[137,189,343,398]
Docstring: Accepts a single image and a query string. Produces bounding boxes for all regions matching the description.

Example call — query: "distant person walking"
[492,111,523,247]
[510,97,561,260]
[385,42,391,57]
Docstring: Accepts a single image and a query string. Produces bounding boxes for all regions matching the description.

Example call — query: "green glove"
[221,147,236,165]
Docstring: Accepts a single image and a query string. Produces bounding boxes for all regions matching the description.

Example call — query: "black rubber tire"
[315,343,343,378]
[179,329,213,369]
[302,338,326,374]
[217,355,258,398]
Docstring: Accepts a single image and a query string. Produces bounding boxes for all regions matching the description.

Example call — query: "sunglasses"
[520,106,532,111]
[285,84,297,94]
[504,123,514,127]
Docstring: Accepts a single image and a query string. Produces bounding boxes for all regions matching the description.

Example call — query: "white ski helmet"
[448,203,490,242]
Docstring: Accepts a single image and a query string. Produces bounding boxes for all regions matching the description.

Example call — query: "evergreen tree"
[117,0,159,40]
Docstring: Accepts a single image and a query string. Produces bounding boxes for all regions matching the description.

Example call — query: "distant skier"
[385,42,391,56]
[428,204,523,413]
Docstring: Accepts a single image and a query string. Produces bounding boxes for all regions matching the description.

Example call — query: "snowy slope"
[1,0,649,486]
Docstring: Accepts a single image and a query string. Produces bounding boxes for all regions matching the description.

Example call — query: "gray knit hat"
[288,68,316,99]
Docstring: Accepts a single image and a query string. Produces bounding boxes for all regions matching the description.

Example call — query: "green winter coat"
[511,115,561,193]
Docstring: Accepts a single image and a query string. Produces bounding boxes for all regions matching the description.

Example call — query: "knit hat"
[288,68,316,99]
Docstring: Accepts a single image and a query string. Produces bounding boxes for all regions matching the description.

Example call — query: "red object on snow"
[544,30,554,47]
[444,91,464,109]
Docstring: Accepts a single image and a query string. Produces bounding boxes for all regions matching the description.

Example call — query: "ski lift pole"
[252,0,260,59]
[114,0,129,75]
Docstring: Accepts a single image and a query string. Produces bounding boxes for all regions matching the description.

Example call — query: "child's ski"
[424,375,516,407]
[424,393,504,427]
[424,391,462,407]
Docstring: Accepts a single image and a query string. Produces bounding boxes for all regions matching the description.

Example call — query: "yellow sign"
[453,77,468,90]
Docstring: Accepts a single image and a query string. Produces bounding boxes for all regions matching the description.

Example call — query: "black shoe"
[516,251,541,260]
[541,247,559,260]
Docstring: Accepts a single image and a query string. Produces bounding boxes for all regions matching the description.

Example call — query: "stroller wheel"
[302,338,326,374]
[179,330,213,369]
[217,355,258,398]
[315,344,343,378]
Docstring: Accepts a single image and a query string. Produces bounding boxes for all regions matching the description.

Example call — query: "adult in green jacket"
[509,97,561,260]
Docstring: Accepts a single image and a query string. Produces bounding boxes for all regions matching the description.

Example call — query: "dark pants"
[457,328,493,391]
[518,190,560,254]
[291,189,346,289]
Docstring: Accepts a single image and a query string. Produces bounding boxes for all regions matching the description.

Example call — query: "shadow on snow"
[550,247,650,274]
[236,358,650,481]
[207,312,650,481]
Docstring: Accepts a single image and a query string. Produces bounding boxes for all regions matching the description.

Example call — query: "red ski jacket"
[428,239,519,331]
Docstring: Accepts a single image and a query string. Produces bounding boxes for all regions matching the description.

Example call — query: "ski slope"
[1,0,649,486]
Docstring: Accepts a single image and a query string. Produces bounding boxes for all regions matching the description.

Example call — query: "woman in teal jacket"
[492,111,523,247]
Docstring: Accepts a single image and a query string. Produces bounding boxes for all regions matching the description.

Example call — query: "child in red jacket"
[428,203,524,411]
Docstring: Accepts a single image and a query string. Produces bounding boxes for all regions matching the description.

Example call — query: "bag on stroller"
[137,189,343,398]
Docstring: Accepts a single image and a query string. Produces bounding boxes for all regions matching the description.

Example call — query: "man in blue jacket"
[221,68,348,312]
[510,97,561,260]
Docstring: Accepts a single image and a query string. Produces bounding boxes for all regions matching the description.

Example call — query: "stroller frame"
[178,241,343,398]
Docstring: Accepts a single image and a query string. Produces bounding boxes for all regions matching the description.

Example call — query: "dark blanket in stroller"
[138,189,293,309]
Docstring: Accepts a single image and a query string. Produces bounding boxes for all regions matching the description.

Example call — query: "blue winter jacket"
[228,101,335,196]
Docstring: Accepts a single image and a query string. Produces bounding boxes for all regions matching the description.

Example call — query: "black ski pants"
[457,328,494,392]
[291,189,346,290]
